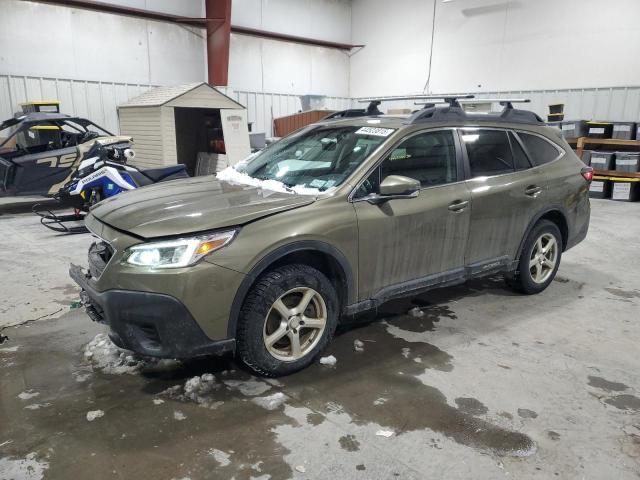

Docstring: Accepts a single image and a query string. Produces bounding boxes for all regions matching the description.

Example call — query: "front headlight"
[123,229,237,269]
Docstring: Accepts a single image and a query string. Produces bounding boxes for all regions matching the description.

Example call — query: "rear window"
[518,132,561,166]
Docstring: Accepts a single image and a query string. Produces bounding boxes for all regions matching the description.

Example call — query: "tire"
[237,264,339,377]
[506,220,562,295]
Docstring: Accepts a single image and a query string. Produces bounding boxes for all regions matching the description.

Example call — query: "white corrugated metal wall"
[0,75,353,139]
[0,75,156,135]
[5,74,640,143]
[355,87,640,122]
[218,88,353,137]
[473,88,640,122]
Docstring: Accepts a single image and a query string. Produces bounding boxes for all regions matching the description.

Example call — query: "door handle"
[524,185,543,197]
[448,200,469,212]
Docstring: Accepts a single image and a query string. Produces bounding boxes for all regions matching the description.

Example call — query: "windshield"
[0,118,109,155]
[230,125,394,193]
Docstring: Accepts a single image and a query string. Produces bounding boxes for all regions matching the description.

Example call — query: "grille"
[88,240,114,279]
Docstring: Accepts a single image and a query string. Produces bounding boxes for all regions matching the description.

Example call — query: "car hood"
[90,176,316,238]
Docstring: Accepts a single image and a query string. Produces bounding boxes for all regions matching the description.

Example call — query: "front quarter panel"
[205,195,359,302]
[84,214,246,341]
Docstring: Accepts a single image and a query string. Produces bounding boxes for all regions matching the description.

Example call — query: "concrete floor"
[1,200,639,480]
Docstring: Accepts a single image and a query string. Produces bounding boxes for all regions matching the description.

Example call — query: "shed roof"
[119,82,244,109]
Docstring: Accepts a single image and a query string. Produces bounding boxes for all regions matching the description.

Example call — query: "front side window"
[518,132,562,166]
[355,130,458,198]
[233,125,393,194]
[381,130,458,187]
[462,129,516,178]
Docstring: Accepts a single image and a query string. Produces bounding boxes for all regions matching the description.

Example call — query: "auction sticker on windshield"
[355,127,395,137]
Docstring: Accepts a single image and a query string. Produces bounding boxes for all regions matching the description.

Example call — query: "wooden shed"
[118,83,250,175]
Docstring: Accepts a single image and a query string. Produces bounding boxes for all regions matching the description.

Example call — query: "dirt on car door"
[460,128,547,268]
[352,128,472,300]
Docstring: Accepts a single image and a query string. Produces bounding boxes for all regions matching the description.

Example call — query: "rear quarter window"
[518,132,562,166]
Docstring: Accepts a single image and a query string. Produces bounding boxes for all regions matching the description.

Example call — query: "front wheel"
[237,264,339,377]
[506,220,562,294]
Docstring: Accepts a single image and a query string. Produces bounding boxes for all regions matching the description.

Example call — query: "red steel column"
[205,0,232,86]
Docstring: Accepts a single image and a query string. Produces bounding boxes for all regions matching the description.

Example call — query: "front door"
[352,129,471,300]
[460,128,547,268]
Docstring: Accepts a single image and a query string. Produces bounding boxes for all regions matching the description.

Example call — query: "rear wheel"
[237,264,338,377]
[506,220,562,294]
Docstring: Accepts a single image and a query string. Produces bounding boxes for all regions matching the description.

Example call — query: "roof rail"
[359,94,475,109]
[408,97,544,125]
[324,94,477,121]
[415,98,530,107]
[407,105,468,124]
[490,99,544,123]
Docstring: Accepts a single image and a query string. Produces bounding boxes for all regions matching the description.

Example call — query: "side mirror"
[380,175,420,196]
[366,175,421,204]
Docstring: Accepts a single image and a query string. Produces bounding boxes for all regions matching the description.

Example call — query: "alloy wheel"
[262,287,327,362]
[529,233,558,284]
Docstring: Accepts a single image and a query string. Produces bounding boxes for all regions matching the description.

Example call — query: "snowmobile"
[33,136,189,233]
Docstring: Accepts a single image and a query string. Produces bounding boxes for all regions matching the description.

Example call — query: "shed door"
[221,109,251,166]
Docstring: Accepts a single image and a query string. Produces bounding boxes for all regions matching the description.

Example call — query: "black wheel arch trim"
[227,240,355,338]
[516,205,570,263]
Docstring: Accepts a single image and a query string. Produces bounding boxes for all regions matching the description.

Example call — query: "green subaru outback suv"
[70,97,591,376]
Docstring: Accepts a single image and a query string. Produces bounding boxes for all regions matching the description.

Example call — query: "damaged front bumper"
[69,264,235,359]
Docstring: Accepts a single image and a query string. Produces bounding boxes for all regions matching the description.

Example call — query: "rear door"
[461,128,546,270]
[352,128,471,300]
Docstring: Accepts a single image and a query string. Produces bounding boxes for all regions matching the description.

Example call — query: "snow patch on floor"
[84,334,180,375]
[18,391,39,401]
[86,410,104,422]
[173,411,187,421]
[73,371,92,383]
[0,452,49,480]
[408,306,424,317]
[223,378,271,396]
[251,392,288,411]
[319,355,337,366]
[207,448,231,467]
[0,345,20,352]
[161,374,224,409]
[24,403,51,410]
[375,429,395,438]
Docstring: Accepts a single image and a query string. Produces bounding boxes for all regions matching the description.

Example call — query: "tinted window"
[509,132,532,170]
[518,132,561,166]
[380,130,458,187]
[462,129,515,177]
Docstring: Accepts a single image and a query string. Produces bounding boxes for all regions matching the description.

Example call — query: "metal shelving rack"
[566,137,640,183]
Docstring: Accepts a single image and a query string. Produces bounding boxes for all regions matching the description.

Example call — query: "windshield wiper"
[279,183,296,193]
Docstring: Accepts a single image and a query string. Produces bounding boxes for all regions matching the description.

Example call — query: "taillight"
[581,167,594,183]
